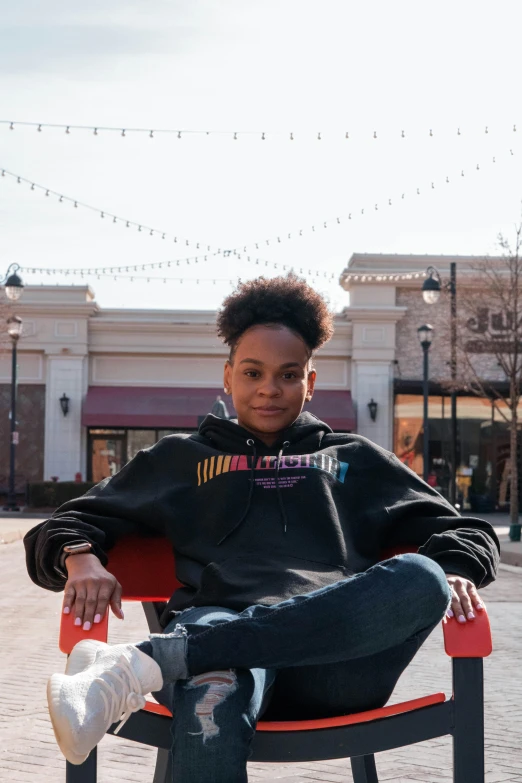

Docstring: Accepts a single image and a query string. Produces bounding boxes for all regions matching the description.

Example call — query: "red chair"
[59,537,493,783]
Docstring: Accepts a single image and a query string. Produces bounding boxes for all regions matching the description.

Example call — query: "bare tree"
[454,225,522,540]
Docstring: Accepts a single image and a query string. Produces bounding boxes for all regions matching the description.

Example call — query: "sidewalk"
[477,512,522,567]
[1,537,521,782]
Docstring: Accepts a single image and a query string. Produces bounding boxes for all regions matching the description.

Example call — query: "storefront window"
[89,431,127,483]
[87,427,195,481]
[394,395,446,485]
[394,393,522,510]
[127,430,157,462]
[157,430,179,439]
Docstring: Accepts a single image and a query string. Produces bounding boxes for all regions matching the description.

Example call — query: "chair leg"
[452,658,485,783]
[152,748,172,783]
[66,747,97,783]
[350,754,379,783]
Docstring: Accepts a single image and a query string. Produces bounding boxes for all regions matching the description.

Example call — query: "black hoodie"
[24,413,500,627]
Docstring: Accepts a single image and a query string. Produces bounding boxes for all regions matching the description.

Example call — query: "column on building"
[345,284,406,451]
[44,353,88,481]
[40,299,94,482]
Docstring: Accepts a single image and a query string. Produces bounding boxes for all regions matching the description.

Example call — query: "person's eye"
[244,370,260,378]
[282,372,297,379]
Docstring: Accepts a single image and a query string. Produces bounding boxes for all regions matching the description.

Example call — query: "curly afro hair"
[216,273,334,359]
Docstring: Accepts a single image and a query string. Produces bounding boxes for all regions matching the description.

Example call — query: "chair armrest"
[59,609,109,654]
[442,608,492,658]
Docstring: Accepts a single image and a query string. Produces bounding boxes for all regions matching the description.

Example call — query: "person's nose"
[258,376,282,397]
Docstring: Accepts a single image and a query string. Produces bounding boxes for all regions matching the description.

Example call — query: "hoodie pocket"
[193,553,353,611]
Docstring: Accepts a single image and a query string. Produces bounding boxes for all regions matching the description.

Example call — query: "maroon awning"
[82,387,234,428]
[304,390,355,431]
[82,386,355,431]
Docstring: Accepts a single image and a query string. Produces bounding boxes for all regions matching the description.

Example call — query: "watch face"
[64,543,91,554]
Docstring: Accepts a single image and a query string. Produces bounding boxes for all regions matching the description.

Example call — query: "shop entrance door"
[88,432,127,483]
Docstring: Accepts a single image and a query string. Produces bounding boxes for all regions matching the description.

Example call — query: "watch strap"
[58,541,93,570]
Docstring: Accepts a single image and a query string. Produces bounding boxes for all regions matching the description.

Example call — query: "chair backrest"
[105,537,419,601]
[107,536,181,601]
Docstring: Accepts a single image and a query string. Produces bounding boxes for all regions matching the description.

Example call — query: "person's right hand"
[63,553,124,630]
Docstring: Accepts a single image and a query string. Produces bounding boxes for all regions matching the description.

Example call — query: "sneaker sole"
[65,639,106,677]
[47,674,91,766]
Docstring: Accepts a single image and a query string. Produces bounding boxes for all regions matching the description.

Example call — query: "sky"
[1,0,522,313]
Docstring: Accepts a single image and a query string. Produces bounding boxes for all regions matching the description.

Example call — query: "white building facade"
[2,253,506,510]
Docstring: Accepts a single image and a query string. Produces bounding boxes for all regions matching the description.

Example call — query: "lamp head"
[417,323,434,348]
[6,315,23,340]
[367,398,378,422]
[59,393,70,417]
[3,265,24,302]
[422,269,441,304]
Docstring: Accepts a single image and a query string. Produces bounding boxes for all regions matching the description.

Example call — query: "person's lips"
[253,406,285,416]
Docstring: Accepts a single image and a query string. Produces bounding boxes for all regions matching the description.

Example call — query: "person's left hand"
[445,574,485,623]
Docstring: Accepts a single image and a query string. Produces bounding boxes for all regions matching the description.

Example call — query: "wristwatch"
[60,541,93,568]
[63,541,93,557]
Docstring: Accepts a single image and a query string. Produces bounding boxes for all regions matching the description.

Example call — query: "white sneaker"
[64,638,105,677]
[47,641,163,765]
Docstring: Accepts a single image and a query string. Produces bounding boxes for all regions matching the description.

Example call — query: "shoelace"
[95,655,147,735]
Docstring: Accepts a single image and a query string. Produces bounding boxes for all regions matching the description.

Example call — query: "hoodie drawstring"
[216,438,292,545]
[275,441,290,534]
[217,439,257,545]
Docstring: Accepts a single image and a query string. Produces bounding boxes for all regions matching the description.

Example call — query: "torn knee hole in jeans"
[185,670,238,742]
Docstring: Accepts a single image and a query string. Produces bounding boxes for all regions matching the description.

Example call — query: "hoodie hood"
[197,411,333,454]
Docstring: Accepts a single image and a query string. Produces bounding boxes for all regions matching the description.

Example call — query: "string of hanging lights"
[232,145,519,252]
[0,166,333,278]
[19,255,337,281]
[2,140,518,284]
[1,118,519,142]
[341,270,428,283]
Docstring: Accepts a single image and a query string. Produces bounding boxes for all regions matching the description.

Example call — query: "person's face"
[223,324,316,446]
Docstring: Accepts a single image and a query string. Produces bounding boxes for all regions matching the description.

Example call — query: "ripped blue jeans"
[152,554,452,783]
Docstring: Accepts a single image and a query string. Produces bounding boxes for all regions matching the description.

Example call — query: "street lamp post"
[2,264,25,512]
[417,324,434,484]
[422,264,457,505]
[3,316,23,511]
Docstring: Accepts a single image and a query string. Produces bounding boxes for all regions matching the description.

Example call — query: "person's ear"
[306,369,316,402]
[223,360,232,395]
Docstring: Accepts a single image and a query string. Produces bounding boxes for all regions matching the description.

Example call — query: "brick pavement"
[1,539,521,782]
